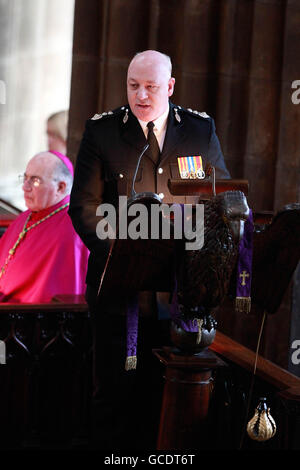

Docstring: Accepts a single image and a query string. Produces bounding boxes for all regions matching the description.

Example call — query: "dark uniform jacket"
[69,101,230,290]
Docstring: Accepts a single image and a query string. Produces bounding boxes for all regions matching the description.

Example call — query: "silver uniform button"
[158,192,164,199]
[158,167,163,174]
[119,173,124,178]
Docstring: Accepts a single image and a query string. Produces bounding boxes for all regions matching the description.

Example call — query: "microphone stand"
[128,143,162,207]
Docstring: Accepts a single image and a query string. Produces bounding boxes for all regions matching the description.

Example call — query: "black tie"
[147,121,160,165]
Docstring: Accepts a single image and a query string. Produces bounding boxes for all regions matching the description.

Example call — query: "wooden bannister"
[209,331,300,450]
[211,331,300,400]
[155,330,300,451]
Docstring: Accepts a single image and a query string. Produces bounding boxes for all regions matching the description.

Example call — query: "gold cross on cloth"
[239,270,249,286]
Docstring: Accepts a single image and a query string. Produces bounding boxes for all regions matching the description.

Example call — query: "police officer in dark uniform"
[69,50,230,450]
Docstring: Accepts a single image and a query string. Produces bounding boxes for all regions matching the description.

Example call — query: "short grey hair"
[53,158,73,194]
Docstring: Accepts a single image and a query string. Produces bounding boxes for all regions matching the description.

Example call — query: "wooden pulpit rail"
[0,295,89,314]
[211,331,300,401]
[168,179,249,196]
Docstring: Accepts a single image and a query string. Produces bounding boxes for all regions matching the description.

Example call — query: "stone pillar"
[0,0,74,209]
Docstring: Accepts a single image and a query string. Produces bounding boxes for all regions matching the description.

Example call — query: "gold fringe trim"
[235,296,251,313]
[125,355,137,371]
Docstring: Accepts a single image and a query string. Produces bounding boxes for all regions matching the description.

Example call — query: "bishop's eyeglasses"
[18,174,43,188]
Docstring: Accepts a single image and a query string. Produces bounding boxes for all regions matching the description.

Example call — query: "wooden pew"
[0,296,91,449]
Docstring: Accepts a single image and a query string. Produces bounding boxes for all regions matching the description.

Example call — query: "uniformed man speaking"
[69,50,230,450]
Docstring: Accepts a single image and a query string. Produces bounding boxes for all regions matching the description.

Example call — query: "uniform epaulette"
[90,110,114,120]
[90,106,129,122]
[186,108,210,119]
[172,106,210,123]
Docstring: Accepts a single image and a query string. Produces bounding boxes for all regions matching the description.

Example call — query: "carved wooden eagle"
[176,190,250,318]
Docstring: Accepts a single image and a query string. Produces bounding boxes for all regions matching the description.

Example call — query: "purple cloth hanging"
[235,209,253,313]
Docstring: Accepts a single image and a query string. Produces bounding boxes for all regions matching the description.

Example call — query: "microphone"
[131,143,149,197]
[128,143,162,207]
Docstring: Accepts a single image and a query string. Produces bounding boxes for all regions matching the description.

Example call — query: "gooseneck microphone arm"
[131,143,149,197]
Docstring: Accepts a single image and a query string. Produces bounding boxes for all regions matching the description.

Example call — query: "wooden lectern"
[97,177,250,451]
[168,177,249,198]
[97,178,249,295]
[154,178,249,450]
